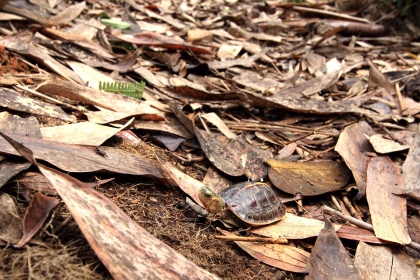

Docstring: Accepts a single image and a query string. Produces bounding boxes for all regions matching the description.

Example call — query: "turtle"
[198,181,286,227]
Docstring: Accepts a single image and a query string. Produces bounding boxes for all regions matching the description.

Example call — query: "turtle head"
[198,186,225,214]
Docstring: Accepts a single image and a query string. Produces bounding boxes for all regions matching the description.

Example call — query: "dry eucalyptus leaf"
[162,162,206,207]
[367,134,410,154]
[0,133,165,178]
[252,213,342,239]
[354,241,420,280]
[366,156,411,245]
[335,121,375,199]
[266,159,351,196]
[402,126,420,193]
[307,217,362,280]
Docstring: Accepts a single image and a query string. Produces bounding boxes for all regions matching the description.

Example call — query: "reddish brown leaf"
[366,156,411,245]
[336,225,387,244]
[307,217,362,280]
[111,32,211,54]
[16,192,59,247]
[267,159,351,196]
[335,121,375,199]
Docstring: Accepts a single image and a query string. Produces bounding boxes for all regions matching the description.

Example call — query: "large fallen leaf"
[195,127,272,181]
[40,119,133,146]
[111,31,211,54]
[335,121,375,199]
[354,241,420,279]
[236,241,309,273]
[402,126,420,193]
[266,159,351,196]
[36,79,163,116]
[366,156,411,245]
[0,88,74,122]
[16,192,59,247]
[0,132,218,280]
[0,133,165,178]
[162,162,205,207]
[246,89,373,114]
[214,226,309,273]
[367,134,410,154]
[307,217,362,280]
[252,213,342,239]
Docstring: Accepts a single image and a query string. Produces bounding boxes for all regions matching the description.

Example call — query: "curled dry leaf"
[335,121,375,199]
[0,192,22,244]
[218,228,309,273]
[266,159,351,196]
[366,156,411,245]
[16,192,59,247]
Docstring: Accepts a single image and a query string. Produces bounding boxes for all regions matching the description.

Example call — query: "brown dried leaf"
[0,88,74,122]
[335,121,375,199]
[111,31,211,54]
[36,79,162,116]
[0,160,31,188]
[368,134,410,154]
[402,126,420,193]
[354,242,420,280]
[195,127,272,181]
[162,162,205,207]
[267,159,351,196]
[16,192,59,247]
[0,133,165,178]
[307,217,362,280]
[366,156,411,244]
[49,1,85,25]
[336,225,386,244]
[252,213,342,239]
[236,241,310,273]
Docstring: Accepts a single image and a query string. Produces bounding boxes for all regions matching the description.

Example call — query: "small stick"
[351,199,364,219]
[215,235,288,244]
[342,195,362,220]
[395,82,406,116]
[323,205,420,252]
[331,195,341,211]
[296,199,304,214]
[337,197,352,217]
[323,205,373,231]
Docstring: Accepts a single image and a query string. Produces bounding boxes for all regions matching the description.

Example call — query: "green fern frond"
[99,81,145,99]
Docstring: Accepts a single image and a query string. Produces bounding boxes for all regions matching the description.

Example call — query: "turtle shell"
[219,182,285,226]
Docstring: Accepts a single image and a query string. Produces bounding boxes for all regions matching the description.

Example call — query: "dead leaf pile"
[0,0,420,279]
